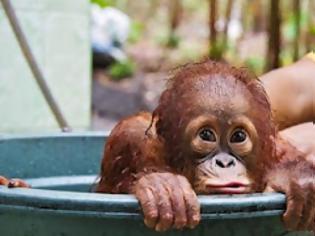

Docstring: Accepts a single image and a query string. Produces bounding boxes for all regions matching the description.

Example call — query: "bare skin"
[261,54,315,130]
[261,53,315,163]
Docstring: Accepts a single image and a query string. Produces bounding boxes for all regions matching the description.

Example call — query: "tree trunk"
[293,0,301,60]
[167,0,182,48]
[305,0,314,52]
[252,0,265,33]
[266,0,281,70]
[209,0,218,58]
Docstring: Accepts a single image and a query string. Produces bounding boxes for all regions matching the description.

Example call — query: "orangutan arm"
[96,112,200,231]
[261,53,315,130]
[96,112,165,193]
[265,136,315,232]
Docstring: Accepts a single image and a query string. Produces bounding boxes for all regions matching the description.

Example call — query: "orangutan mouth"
[206,182,251,194]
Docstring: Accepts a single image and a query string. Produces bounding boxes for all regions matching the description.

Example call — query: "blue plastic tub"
[0,133,311,236]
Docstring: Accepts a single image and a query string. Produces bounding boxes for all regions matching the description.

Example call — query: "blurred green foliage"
[209,41,225,60]
[167,33,181,48]
[108,59,136,80]
[244,57,264,75]
[128,21,144,43]
[90,0,114,8]
[284,10,308,41]
[91,0,128,9]
[176,41,206,63]
[91,0,314,75]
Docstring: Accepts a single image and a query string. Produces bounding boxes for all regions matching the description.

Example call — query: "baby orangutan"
[97,61,315,232]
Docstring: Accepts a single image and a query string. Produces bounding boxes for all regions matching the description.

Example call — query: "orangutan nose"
[215,155,236,168]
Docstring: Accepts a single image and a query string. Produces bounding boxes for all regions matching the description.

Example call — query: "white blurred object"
[91,4,130,61]
[228,19,242,40]
[228,4,242,40]
[216,4,243,41]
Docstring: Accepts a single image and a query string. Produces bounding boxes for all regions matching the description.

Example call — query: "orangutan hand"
[0,176,29,188]
[134,172,200,232]
[265,160,315,232]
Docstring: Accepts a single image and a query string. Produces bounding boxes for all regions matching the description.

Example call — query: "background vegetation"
[92,0,314,76]
[91,0,315,129]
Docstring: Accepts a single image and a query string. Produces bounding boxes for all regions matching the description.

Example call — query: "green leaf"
[91,0,113,8]
[128,21,144,43]
[108,60,136,80]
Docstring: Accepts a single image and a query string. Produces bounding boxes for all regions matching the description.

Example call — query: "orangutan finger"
[283,181,304,230]
[8,179,29,188]
[0,176,9,186]
[176,175,200,229]
[135,177,158,229]
[160,174,187,229]
[298,184,315,231]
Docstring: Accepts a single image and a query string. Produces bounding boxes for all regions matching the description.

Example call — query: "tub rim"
[0,131,110,141]
[0,132,286,220]
[0,175,286,220]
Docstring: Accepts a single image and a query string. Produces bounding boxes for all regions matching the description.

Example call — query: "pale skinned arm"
[260,53,315,130]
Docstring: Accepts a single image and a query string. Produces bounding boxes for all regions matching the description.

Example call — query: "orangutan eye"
[230,129,247,143]
[199,129,216,142]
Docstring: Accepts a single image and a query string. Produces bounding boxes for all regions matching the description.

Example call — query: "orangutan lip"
[205,182,251,194]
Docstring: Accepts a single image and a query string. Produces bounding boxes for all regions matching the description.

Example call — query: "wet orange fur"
[97,112,167,193]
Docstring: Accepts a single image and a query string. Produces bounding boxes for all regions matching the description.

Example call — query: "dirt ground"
[91,71,167,130]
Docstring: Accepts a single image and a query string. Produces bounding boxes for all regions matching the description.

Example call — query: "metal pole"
[0,0,71,132]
